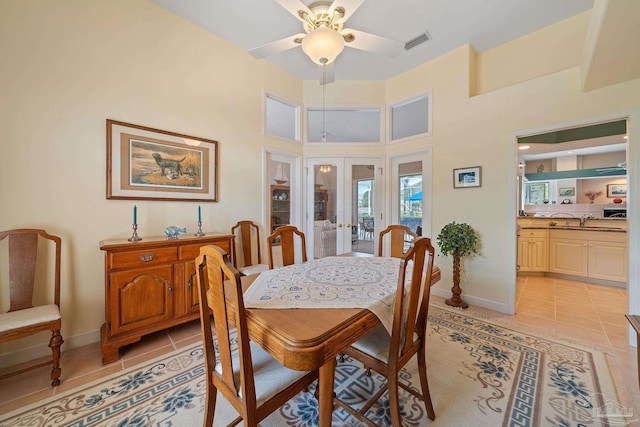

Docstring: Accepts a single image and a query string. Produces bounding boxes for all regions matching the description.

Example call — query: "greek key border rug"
[0,305,629,426]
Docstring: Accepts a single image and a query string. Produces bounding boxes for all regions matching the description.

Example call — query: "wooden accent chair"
[231,221,269,276]
[266,225,307,269]
[378,224,418,258]
[195,245,318,427]
[0,229,63,387]
[335,237,436,426]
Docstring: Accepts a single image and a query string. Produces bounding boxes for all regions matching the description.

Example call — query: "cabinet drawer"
[519,229,547,238]
[109,247,177,268]
[179,240,232,261]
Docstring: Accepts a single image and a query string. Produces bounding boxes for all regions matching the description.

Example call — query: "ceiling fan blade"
[319,62,335,85]
[329,0,365,22]
[248,33,305,59]
[274,0,314,23]
[342,28,404,57]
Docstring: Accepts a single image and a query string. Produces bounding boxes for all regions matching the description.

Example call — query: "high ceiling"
[151,0,594,81]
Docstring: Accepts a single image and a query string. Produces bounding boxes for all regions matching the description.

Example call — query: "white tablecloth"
[243,256,405,334]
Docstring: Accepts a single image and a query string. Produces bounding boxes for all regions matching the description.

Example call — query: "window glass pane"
[524,182,549,205]
[391,94,430,141]
[399,161,423,234]
[307,108,381,143]
[266,95,298,141]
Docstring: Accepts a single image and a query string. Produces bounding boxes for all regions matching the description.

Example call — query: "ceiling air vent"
[404,32,431,51]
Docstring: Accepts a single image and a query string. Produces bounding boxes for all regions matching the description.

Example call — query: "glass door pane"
[390,151,432,239]
[308,160,341,259]
[349,164,376,254]
[399,162,423,236]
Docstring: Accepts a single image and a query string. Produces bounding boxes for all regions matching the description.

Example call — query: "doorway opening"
[512,116,630,321]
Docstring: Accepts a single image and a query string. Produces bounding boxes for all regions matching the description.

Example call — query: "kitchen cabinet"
[100,233,234,364]
[548,230,627,282]
[517,229,548,272]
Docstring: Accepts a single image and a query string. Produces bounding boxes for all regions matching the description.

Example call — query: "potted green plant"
[436,221,479,308]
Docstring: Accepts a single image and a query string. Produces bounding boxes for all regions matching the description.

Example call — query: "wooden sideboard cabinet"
[99,233,234,364]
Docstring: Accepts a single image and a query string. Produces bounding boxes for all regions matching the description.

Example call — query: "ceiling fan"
[248,0,404,84]
[596,161,627,173]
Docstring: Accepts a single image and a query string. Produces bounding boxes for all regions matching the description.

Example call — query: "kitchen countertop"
[517,216,627,232]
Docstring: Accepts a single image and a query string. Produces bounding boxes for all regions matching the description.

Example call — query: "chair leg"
[387,373,402,427]
[49,329,63,387]
[417,349,435,420]
[203,381,217,427]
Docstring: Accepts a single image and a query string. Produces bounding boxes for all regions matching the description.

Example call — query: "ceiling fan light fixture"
[301,26,345,64]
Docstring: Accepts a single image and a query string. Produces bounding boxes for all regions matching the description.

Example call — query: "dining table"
[229,252,441,427]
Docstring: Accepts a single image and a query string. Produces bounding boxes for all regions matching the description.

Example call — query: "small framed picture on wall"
[558,187,575,197]
[607,184,627,198]
[453,166,481,189]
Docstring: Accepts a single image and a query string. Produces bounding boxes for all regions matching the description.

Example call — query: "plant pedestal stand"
[445,255,468,309]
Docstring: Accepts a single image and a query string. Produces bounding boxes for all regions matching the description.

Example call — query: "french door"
[306,157,383,258]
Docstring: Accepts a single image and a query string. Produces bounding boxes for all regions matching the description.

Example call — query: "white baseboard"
[430,288,511,314]
[0,329,101,369]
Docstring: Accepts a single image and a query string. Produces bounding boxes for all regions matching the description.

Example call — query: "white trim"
[387,89,433,144]
[262,89,301,143]
[303,103,385,146]
[431,288,510,313]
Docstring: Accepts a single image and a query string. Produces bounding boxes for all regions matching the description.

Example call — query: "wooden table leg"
[318,357,336,427]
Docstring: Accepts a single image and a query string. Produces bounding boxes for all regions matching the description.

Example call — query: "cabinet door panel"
[517,238,531,271]
[588,241,628,281]
[110,265,173,335]
[549,238,588,276]
[176,260,200,317]
[531,238,548,271]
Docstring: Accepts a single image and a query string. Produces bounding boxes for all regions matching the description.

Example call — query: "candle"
[133,205,137,225]
[198,205,201,223]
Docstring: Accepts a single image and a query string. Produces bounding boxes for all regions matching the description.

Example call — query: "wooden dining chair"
[266,225,307,269]
[231,221,269,276]
[335,237,436,426]
[378,224,418,258]
[195,245,318,427]
[0,228,63,387]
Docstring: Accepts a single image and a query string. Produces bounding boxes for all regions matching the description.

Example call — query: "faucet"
[579,214,593,227]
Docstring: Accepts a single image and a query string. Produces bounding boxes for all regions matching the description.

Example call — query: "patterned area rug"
[0,305,629,427]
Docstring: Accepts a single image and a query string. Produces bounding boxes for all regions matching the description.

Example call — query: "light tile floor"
[1,276,639,423]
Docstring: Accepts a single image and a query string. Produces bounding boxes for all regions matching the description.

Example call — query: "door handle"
[337,224,343,227]
[346,223,352,227]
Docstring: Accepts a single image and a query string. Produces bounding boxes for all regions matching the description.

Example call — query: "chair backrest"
[390,237,435,360]
[0,229,61,312]
[266,225,307,269]
[195,245,258,409]
[231,221,262,268]
[378,224,418,258]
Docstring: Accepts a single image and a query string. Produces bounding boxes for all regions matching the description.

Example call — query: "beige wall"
[2,1,639,363]
[0,0,302,362]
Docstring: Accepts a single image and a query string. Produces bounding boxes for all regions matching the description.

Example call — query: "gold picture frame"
[107,120,218,202]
